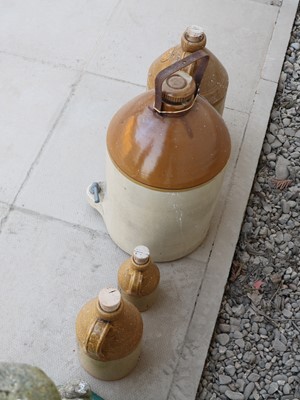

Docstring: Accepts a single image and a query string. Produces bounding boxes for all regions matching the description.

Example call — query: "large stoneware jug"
[87,51,231,261]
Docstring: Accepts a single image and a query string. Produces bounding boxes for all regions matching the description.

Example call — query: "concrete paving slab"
[86,0,278,113]
[0,203,10,225]
[15,73,143,231]
[0,0,119,68]
[0,53,79,203]
[0,0,298,399]
[0,209,206,400]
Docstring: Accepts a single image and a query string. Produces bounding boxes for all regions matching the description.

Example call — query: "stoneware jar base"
[78,341,142,381]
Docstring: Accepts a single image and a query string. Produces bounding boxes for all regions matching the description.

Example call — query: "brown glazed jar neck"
[130,256,151,271]
[118,257,160,297]
[181,32,207,52]
[96,299,124,322]
[160,96,195,114]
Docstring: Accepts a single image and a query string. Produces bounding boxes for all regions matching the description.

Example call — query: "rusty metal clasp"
[154,50,209,113]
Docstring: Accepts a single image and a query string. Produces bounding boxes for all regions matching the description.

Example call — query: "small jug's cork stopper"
[162,71,196,104]
[133,245,150,265]
[98,288,121,312]
[185,25,205,42]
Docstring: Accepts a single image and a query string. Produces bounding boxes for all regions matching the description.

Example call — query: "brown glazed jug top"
[107,89,231,190]
[76,293,143,362]
[147,26,228,106]
[118,246,160,297]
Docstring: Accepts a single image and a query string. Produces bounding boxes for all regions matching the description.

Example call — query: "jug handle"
[127,269,143,295]
[154,50,209,113]
[85,319,111,360]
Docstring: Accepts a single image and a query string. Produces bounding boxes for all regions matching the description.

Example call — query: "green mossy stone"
[0,363,61,400]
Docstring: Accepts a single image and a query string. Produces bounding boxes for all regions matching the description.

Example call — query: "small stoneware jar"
[147,25,228,114]
[76,288,143,381]
[118,245,160,312]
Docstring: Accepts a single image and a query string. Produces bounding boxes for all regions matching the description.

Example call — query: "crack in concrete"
[8,204,108,239]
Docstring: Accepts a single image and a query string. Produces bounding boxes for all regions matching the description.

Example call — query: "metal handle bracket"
[154,50,209,113]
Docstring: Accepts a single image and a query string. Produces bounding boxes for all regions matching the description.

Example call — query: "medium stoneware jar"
[147,25,228,114]
[87,51,231,262]
[76,288,143,381]
[118,245,160,312]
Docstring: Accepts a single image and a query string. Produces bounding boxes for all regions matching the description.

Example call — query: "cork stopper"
[98,288,121,312]
[162,71,196,104]
[133,245,150,265]
[185,25,205,42]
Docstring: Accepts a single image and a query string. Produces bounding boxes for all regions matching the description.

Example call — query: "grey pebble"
[236,339,245,349]
[275,231,284,244]
[219,345,227,354]
[283,383,291,394]
[269,123,278,134]
[219,375,232,385]
[273,337,287,352]
[243,351,256,364]
[233,331,243,339]
[217,333,230,346]
[225,365,236,377]
[243,382,255,400]
[283,309,293,318]
[268,382,278,395]
[291,151,300,158]
[236,379,246,392]
[285,359,294,367]
[267,153,276,161]
[230,318,241,328]
[252,322,258,334]
[271,139,282,149]
[224,390,244,400]
[291,42,300,50]
[275,156,290,180]
[232,304,245,317]
[219,385,230,394]
[279,214,290,225]
[219,324,231,333]
[263,143,271,154]
[281,199,290,214]
[267,133,276,143]
[283,233,292,242]
[248,373,260,382]
[285,127,295,136]
[273,374,287,382]
[259,327,267,335]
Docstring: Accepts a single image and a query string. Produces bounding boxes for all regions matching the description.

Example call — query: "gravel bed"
[197,4,300,400]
